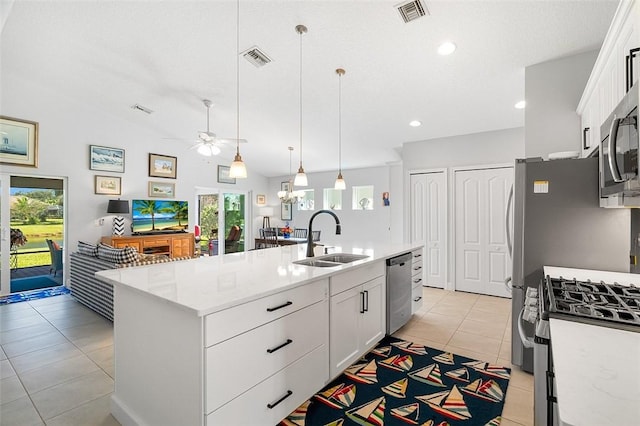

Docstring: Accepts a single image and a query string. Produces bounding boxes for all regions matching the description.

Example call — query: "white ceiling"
[1,0,618,177]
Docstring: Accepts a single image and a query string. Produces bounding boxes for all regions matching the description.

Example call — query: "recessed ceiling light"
[515,100,526,109]
[437,42,456,56]
[409,120,422,127]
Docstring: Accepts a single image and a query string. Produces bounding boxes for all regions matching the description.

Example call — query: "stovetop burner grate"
[545,276,640,330]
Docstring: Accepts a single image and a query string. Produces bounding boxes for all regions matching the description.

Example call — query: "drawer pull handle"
[266,301,293,312]
[414,254,422,258]
[267,390,293,409]
[413,278,422,284]
[267,339,293,354]
[414,296,422,302]
[414,266,422,271]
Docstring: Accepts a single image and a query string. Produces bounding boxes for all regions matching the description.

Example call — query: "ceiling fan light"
[197,143,220,156]
[334,172,346,190]
[294,166,308,186]
[229,153,247,178]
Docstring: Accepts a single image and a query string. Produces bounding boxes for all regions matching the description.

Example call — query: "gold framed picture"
[148,181,176,198]
[149,153,177,179]
[0,116,39,167]
[95,175,121,195]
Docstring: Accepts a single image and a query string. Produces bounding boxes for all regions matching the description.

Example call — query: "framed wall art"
[256,194,266,205]
[217,165,236,184]
[149,153,177,179]
[0,116,39,167]
[281,202,292,221]
[148,181,175,198]
[95,175,121,195]
[89,145,125,173]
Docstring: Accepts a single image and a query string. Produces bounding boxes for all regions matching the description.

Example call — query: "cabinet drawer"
[205,279,328,347]
[206,344,328,426]
[412,259,423,278]
[143,239,170,248]
[205,299,327,413]
[330,261,384,296]
[412,284,424,314]
[412,248,424,263]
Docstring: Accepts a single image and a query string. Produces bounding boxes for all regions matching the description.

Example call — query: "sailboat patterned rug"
[281,336,511,426]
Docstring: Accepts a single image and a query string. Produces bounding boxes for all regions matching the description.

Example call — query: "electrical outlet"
[95,218,104,226]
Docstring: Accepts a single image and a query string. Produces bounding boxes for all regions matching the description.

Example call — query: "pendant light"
[334,68,346,190]
[229,0,247,179]
[278,147,305,204]
[293,24,308,187]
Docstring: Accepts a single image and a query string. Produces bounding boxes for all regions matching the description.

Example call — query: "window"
[323,188,342,210]
[352,185,374,210]
[297,189,315,211]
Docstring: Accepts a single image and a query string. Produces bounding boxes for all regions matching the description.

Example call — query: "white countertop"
[549,318,640,426]
[96,242,421,316]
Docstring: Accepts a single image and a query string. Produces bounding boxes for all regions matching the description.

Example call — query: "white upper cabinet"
[578,0,639,158]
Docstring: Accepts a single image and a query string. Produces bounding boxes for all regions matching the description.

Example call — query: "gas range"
[542,276,640,332]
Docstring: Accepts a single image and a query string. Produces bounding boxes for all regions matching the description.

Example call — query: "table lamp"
[107,199,129,236]
[259,206,274,230]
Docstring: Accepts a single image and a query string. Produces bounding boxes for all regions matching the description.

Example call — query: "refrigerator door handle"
[518,307,535,349]
[505,184,514,258]
[607,115,624,183]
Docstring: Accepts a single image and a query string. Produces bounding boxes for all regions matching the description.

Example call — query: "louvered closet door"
[410,172,446,289]
[454,167,512,297]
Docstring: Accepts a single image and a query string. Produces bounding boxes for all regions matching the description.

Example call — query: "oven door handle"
[607,115,624,183]
[517,307,535,349]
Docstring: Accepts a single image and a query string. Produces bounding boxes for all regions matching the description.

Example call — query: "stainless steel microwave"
[600,83,639,199]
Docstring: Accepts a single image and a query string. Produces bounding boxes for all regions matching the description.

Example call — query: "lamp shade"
[107,200,130,214]
[259,207,274,217]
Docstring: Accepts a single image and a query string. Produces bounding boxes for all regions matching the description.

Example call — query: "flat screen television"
[131,199,188,235]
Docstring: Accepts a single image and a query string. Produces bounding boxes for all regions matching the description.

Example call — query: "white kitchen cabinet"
[578,0,639,158]
[411,249,424,314]
[329,261,385,379]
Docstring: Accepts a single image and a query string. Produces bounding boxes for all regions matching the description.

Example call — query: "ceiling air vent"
[396,0,429,23]
[242,46,272,68]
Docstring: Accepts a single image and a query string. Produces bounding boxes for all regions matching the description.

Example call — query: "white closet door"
[454,167,512,297]
[410,171,446,289]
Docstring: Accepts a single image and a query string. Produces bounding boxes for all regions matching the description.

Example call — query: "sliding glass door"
[196,189,247,256]
[0,174,9,295]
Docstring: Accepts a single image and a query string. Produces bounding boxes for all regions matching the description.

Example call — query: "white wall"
[1,73,269,280]
[524,50,598,158]
[266,166,395,249]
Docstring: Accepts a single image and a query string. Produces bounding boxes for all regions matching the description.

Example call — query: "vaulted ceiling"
[1,0,618,177]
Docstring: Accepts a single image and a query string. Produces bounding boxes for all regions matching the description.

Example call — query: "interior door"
[410,171,446,288]
[455,167,512,297]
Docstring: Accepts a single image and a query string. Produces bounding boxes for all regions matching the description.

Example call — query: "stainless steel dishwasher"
[386,252,413,334]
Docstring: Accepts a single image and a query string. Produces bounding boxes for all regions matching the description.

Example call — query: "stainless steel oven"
[600,83,639,199]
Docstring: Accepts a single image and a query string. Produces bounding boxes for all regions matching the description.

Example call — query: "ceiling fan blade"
[216,138,248,144]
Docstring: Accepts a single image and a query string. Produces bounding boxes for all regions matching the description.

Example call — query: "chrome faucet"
[306,210,341,257]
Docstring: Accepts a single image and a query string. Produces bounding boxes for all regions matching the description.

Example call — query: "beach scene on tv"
[132,200,188,234]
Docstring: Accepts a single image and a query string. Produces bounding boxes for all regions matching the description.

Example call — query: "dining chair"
[46,239,63,276]
[312,230,321,241]
[225,226,243,253]
[293,228,308,239]
[262,228,279,248]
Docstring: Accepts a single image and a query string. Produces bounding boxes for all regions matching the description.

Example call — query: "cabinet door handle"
[413,278,422,284]
[266,301,293,312]
[414,296,422,302]
[360,291,365,314]
[364,290,369,312]
[267,390,293,409]
[582,127,590,150]
[266,339,293,354]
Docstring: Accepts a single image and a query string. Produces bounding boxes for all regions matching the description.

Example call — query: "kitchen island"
[96,241,422,426]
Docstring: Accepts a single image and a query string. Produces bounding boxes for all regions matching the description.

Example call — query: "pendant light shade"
[229,0,247,179]
[334,68,346,190]
[294,24,308,187]
[278,146,305,204]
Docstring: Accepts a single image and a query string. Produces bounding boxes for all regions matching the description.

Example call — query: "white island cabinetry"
[329,260,385,379]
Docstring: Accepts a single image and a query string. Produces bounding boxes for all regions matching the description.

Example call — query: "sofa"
[69,242,191,321]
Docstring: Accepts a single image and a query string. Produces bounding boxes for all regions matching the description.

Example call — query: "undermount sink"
[293,253,369,267]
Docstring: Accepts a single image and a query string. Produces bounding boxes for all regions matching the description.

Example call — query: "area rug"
[0,285,70,305]
[281,336,511,426]
[10,275,61,293]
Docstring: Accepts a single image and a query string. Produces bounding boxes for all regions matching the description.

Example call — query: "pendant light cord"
[236,0,240,156]
[299,27,303,168]
[338,71,342,174]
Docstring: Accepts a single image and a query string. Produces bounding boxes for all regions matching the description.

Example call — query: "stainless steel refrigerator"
[509,157,631,373]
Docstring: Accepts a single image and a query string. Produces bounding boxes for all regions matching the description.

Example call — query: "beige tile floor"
[0,288,533,425]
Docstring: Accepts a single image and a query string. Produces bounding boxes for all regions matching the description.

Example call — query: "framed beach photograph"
[149,153,177,179]
[148,181,175,198]
[0,116,39,167]
[95,175,121,195]
[256,194,266,205]
[89,145,125,173]
[217,165,236,184]
[281,202,292,221]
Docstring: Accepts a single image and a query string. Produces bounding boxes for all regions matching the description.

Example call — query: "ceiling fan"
[192,99,246,157]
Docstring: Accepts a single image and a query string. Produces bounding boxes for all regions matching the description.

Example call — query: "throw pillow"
[97,243,138,264]
[77,241,98,257]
